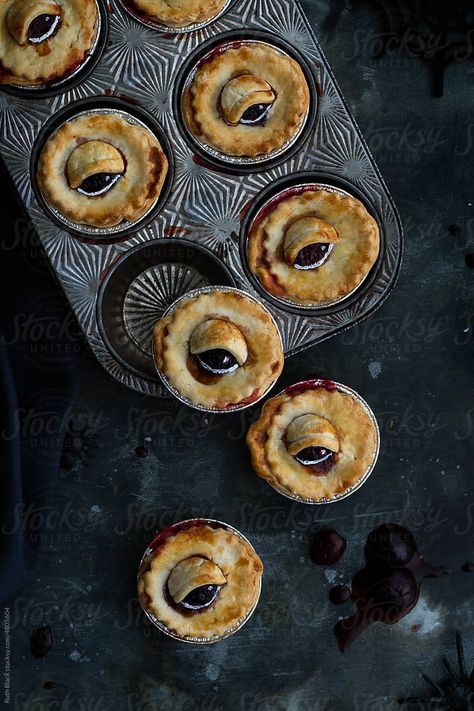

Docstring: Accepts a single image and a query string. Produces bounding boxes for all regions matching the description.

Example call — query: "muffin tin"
[0,0,403,398]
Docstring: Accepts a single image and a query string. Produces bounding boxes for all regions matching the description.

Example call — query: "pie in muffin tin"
[177,33,317,169]
[31,99,174,238]
[117,0,233,33]
[0,0,106,93]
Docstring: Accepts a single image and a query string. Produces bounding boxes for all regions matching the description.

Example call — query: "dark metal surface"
[4,0,473,709]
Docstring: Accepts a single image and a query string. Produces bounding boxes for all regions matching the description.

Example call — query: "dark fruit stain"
[135,446,149,458]
[310,529,347,566]
[449,224,461,236]
[329,584,351,605]
[462,561,474,573]
[465,253,474,268]
[334,523,447,652]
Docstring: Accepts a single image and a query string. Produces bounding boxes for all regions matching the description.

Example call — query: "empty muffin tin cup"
[152,285,284,413]
[97,240,236,382]
[262,379,380,505]
[137,518,262,644]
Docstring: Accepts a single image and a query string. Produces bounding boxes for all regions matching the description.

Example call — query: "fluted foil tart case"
[256,380,381,505]
[0,0,403,398]
[137,518,262,644]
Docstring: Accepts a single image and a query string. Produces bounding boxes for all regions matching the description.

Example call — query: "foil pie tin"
[1,0,108,99]
[175,30,318,173]
[261,379,381,505]
[116,0,235,35]
[0,0,404,398]
[152,286,284,413]
[137,517,262,644]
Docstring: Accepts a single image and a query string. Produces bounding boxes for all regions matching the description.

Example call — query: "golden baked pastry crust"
[247,189,380,305]
[0,0,97,86]
[128,0,227,27]
[37,113,169,229]
[153,290,284,410]
[246,384,379,502]
[138,525,263,639]
[183,43,310,158]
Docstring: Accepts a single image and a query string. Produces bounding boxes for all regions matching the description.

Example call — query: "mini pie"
[138,524,263,639]
[248,189,380,305]
[153,289,284,410]
[0,0,98,86]
[126,0,227,28]
[183,42,310,158]
[247,381,379,502]
[37,113,169,229]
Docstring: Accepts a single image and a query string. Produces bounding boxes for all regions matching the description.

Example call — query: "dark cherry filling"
[295,446,336,473]
[194,349,239,375]
[240,103,271,126]
[165,583,221,615]
[180,585,220,610]
[28,14,61,44]
[294,243,334,270]
[77,173,122,197]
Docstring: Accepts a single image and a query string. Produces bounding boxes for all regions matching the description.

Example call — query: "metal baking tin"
[1,0,108,99]
[137,518,262,644]
[153,286,284,413]
[0,0,403,399]
[262,380,381,505]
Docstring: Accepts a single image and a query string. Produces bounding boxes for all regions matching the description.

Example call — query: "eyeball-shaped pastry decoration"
[286,414,340,471]
[284,217,338,270]
[247,379,379,503]
[37,112,169,229]
[220,75,276,126]
[0,0,98,87]
[183,42,310,158]
[153,288,284,411]
[167,556,227,611]
[190,319,249,375]
[248,188,380,307]
[66,141,125,196]
[7,0,61,46]
[138,521,263,641]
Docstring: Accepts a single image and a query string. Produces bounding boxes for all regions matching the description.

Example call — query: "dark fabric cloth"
[0,157,82,602]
